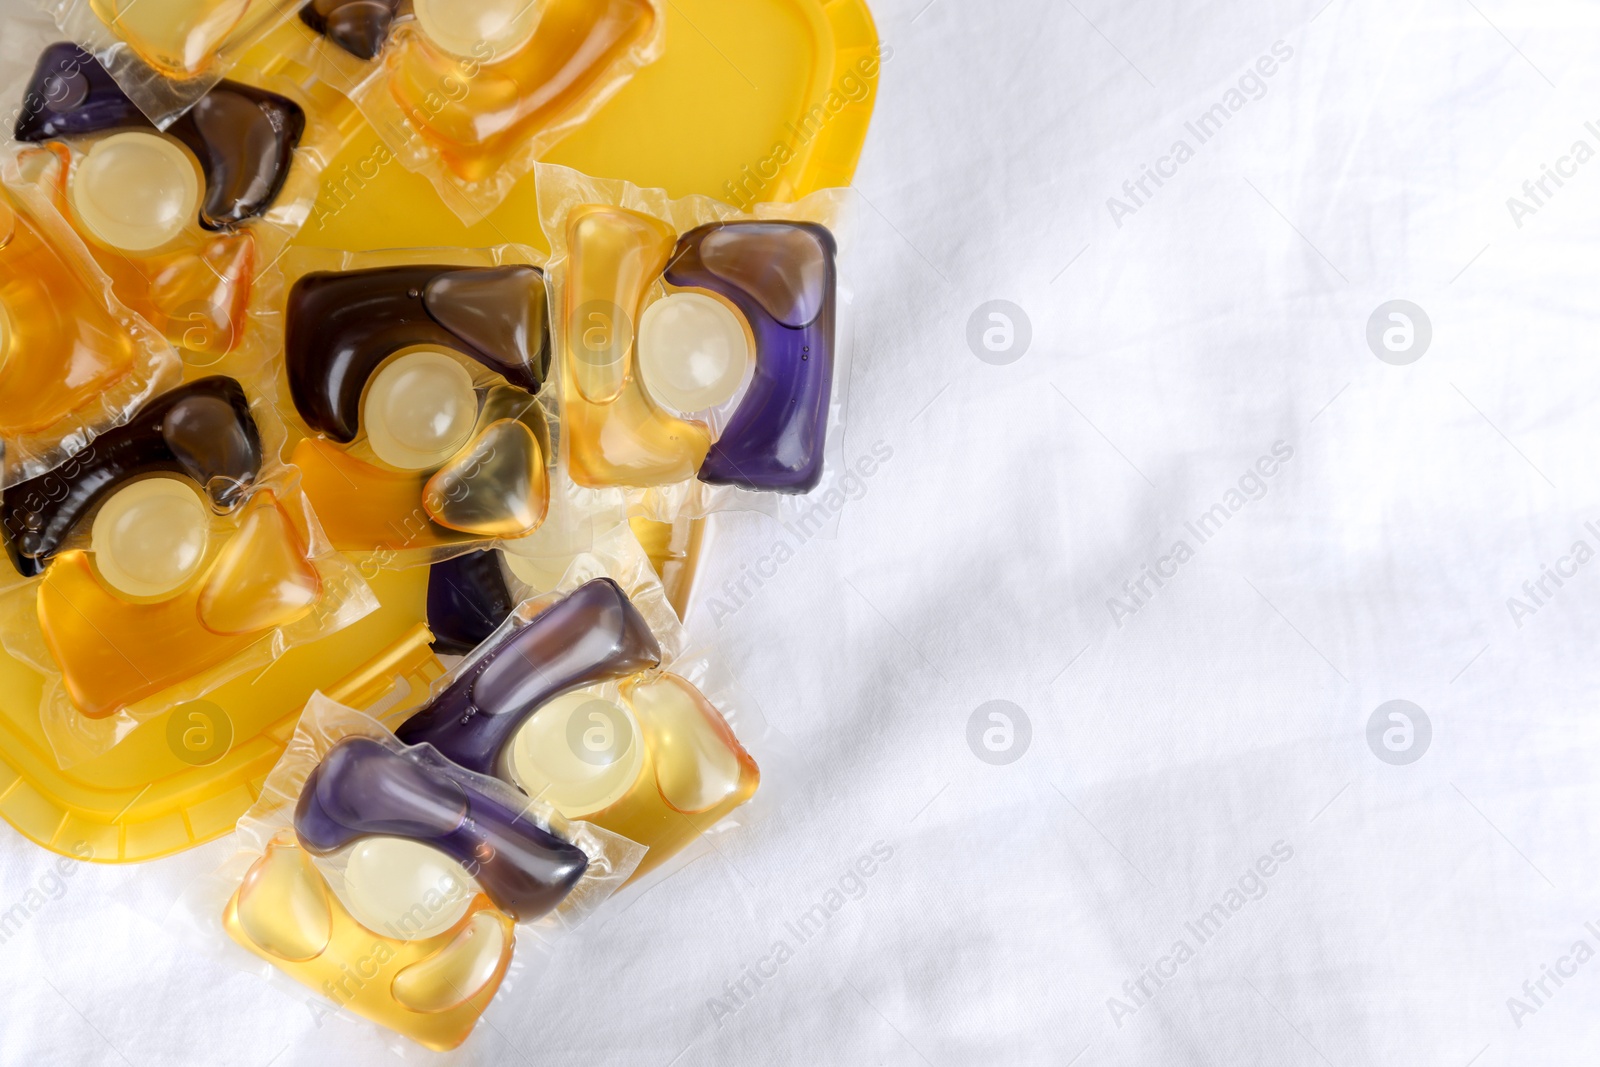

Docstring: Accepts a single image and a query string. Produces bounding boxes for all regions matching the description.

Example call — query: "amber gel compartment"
[0,177,180,488]
[535,163,857,527]
[187,695,641,1052]
[296,0,665,223]
[0,376,377,767]
[6,32,348,367]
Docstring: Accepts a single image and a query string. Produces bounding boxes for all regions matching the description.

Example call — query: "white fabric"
[5,0,1600,1063]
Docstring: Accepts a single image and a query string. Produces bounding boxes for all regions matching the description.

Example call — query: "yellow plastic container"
[0,0,878,863]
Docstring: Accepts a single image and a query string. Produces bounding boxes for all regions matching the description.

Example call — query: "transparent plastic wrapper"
[181,694,643,1052]
[3,16,345,369]
[295,0,665,224]
[38,0,303,128]
[536,163,858,529]
[0,175,180,488]
[0,374,378,766]
[405,522,783,886]
[268,242,593,570]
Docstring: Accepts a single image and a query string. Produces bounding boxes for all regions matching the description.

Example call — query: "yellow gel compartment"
[224,835,515,1052]
[0,0,877,862]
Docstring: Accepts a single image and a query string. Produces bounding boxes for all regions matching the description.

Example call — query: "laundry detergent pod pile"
[409,525,769,883]
[0,0,880,1054]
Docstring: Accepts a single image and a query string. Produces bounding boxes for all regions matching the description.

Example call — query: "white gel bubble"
[506,691,643,817]
[90,477,209,599]
[637,292,750,414]
[363,350,479,470]
[70,132,199,252]
[414,0,543,59]
[342,837,475,941]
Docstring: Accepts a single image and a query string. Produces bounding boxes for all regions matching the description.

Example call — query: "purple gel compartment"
[286,265,548,442]
[662,222,837,494]
[14,44,306,229]
[13,43,143,141]
[427,550,516,656]
[397,578,660,775]
[0,377,262,577]
[295,736,589,922]
[300,0,403,60]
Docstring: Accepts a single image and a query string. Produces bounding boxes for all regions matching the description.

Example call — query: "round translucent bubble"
[90,477,209,599]
[414,0,542,59]
[363,351,479,470]
[506,691,644,818]
[637,293,750,413]
[70,132,198,252]
[342,837,475,940]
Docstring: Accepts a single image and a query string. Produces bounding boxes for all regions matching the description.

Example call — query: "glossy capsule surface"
[403,566,761,882]
[286,265,546,440]
[225,837,515,1051]
[560,209,837,492]
[294,736,588,922]
[385,0,659,182]
[14,46,303,356]
[16,43,305,228]
[24,139,254,358]
[397,577,661,774]
[426,550,516,655]
[299,0,402,59]
[583,672,759,881]
[0,186,148,448]
[1,376,260,577]
[86,0,268,80]
[636,292,749,413]
[286,264,550,550]
[664,222,837,493]
[71,132,200,252]
[561,205,712,488]
[37,488,320,718]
